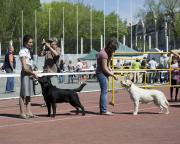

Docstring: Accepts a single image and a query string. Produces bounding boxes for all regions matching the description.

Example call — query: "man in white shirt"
[116,59,121,69]
[148,58,158,69]
[76,59,83,83]
[148,58,158,83]
[159,54,169,83]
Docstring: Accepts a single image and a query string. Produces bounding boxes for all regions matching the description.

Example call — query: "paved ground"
[0,88,180,144]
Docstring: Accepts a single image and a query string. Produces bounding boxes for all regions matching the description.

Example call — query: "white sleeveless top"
[19,47,33,66]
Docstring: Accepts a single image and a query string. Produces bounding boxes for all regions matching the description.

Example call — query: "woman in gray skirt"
[19,35,38,119]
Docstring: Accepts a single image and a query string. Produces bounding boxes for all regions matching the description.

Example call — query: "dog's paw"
[133,112,138,115]
[165,112,170,115]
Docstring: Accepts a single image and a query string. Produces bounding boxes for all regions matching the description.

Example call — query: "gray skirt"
[20,67,34,97]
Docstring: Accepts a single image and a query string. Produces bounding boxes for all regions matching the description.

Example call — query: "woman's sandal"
[19,114,27,119]
[26,114,39,118]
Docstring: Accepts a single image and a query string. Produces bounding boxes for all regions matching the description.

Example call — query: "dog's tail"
[73,83,87,92]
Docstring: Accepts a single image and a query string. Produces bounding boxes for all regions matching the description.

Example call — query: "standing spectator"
[141,57,147,69]
[67,60,74,83]
[115,59,121,69]
[131,59,141,83]
[76,58,83,83]
[89,64,95,79]
[59,59,66,83]
[82,61,88,81]
[38,38,60,84]
[159,54,169,83]
[159,54,165,68]
[141,57,147,83]
[170,58,179,101]
[148,58,158,83]
[19,35,38,119]
[3,43,16,93]
[39,38,60,73]
[38,37,61,107]
[96,38,118,115]
[170,50,180,101]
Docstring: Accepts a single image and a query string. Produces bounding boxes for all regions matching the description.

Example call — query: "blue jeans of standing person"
[68,75,73,83]
[5,68,14,92]
[59,71,65,83]
[59,75,65,83]
[96,73,108,113]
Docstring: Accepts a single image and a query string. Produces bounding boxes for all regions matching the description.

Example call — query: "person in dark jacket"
[3,45,16,93]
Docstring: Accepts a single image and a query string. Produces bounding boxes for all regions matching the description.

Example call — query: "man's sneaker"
[100,111,113,116]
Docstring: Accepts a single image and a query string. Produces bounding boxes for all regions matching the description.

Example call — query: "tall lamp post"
[141,20,146,52]
[153,11,158,48]
[164,14,169,52]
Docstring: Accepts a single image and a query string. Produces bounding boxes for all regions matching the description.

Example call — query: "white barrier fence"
[0,70,173,101]
[0,71,96,78]
[0,71,97,100]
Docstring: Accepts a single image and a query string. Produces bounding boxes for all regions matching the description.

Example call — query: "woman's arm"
[101,59,118,80]
[20,57,38,79]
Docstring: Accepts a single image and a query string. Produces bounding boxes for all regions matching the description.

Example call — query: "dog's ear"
[44,82,50,87]
[47,76,52,84]
[120,80,127,87]
[37,77,42,83]
[38,76,51,88]
[120,81,123,85]
[127,80,132,87]
[44,76,52,86]
[44,80,51,87]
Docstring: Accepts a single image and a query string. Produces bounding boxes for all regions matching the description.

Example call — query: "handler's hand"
[113,75,118,80]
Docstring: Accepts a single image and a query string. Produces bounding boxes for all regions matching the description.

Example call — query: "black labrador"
[38,76,86,117]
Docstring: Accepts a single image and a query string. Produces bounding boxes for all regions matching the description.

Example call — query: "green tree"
[161,0,180,49]
[0,1,128,54]
[0,0,41,54]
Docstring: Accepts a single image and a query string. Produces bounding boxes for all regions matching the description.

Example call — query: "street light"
[141,19,146,52]
[153,11,158,48]
[164,14,169,52]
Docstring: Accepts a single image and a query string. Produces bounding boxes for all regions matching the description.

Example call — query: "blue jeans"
[68,75,73,83]
[59,75,65,83]
[5,68,14,92]
[96,73,108,113]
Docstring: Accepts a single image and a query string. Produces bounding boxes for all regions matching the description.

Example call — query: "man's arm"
[45,43,59,56]
[37,50,46,57]
[9,54,14,71]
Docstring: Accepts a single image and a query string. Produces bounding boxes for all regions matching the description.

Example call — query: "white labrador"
[121,80,169,115]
